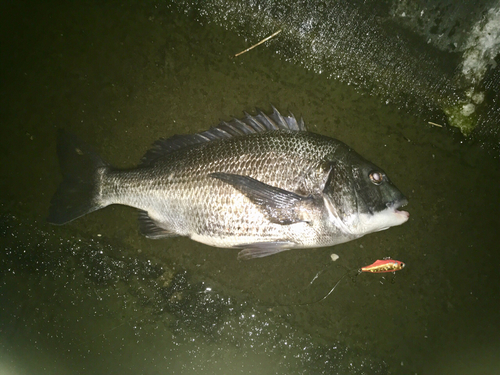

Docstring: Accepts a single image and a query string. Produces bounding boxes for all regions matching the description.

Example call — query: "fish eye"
[369,171,384,185]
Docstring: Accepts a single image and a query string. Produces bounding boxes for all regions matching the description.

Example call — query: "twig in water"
[233,30,282,58]
[428,121,443,128]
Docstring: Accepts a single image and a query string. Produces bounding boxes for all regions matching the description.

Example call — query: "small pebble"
[330,253,339,261]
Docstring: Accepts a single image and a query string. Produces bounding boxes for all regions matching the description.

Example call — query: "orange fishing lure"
[360,259,405,273]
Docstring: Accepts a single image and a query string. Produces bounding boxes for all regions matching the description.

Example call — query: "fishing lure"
[277,258,406,307]
[302,258,406,305]
[360,259,405,273]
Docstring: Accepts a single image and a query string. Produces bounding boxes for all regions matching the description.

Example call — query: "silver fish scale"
[101,130,344,248]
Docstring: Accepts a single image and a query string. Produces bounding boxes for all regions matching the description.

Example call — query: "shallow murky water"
[1,1,499,374]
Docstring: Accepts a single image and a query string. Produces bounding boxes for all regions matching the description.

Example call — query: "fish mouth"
[387,198,410,220]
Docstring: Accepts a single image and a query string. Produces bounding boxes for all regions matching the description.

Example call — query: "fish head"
[322,150,409,236]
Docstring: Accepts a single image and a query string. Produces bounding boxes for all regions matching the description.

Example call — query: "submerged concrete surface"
[172,0,500,148]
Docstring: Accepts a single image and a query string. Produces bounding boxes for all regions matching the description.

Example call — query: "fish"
[360,259,405,273]
[47,107,409,260]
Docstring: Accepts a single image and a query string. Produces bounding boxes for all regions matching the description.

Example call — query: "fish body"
[48,108,409,259]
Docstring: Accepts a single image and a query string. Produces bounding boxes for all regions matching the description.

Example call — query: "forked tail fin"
[47,130,108,225]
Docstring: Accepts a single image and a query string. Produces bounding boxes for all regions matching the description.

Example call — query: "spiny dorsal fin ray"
[140,107,306,166]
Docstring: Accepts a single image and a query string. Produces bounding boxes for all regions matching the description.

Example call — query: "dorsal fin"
[140,107,306,166]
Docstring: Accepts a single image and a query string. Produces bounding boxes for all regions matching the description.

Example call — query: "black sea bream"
[48,108,409,259]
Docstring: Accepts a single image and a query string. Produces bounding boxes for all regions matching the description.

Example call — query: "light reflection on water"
[0,214,388,374]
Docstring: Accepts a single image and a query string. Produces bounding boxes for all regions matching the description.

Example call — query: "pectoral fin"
[210,172,313,225]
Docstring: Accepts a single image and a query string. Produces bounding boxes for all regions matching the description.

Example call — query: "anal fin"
[138,210,178,239]
[236,242,294,260]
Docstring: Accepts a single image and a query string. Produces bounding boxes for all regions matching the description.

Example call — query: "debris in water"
[428,121,443,127]
[234,29,282,58]
[330,253,339,261]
